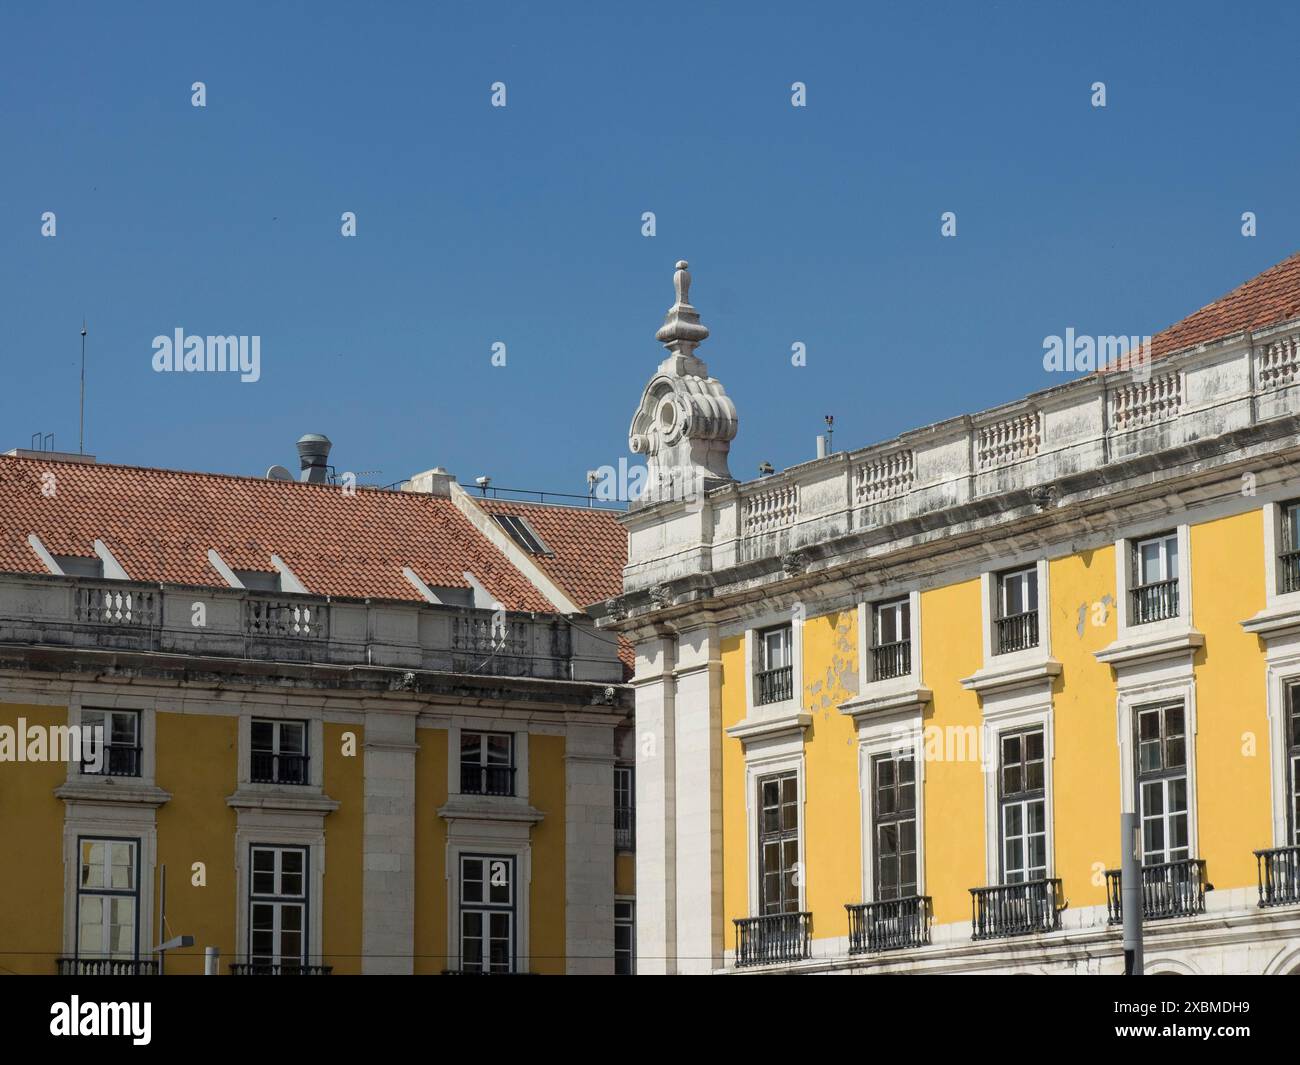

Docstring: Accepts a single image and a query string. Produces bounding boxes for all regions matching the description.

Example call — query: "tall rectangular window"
[1281,501,1300,594]
[999,729,1047,883]
[1289,684,1300,846]
[755,625,793,705]
[614,765,635,850]
[80,709,141,778]
[1131,532,1179,624]
[871,753,917,900]
[758,772,800,915]
[76,839,139,959]
[249,845,307,971]
[871,598,911,680]
[460,732,515,796]
[1135,703,1189,865]
[251,719,308,785]
[995,567,1039,654]
[614,900,635,975]
[460,855,515,974]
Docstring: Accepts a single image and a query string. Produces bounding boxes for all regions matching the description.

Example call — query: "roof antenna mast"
[79,319,88,455]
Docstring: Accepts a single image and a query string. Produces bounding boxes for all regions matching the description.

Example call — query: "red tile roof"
[1138,251,1300,366]
[0,456,555,612]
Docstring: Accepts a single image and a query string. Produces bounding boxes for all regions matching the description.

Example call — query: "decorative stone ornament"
[629,261,738,503]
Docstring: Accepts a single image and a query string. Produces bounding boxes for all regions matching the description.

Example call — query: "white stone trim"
[232,817,327,968]
[741,732,806,919]
[978,693,1055,887]
[270,554,308,594]
[235,710,325,794]
[60,809,159,963]
[1260,640,1300,847]
[856,590,923,694]
[744,609,804,718]
[65,691,159,789]
[207,548,242,589]
[92,539,129,580]
[444,826,533,974]
[852,706,927,903]
[27,532,61,575]
[1114,522,1193,641]
[447,720,530,802]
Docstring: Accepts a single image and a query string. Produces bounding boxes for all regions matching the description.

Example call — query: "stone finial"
[655,259,710,356]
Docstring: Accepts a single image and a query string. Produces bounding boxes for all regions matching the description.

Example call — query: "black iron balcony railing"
[1281,551,1300,594]
[871,640,911,681]
[970,879,1063,940]
[615,804,635,850]
[734,911,811,968]
[57,957,157,976]
[230,963,333,975]
[1255,846,1300,908]
[1131,578,1179,625]
[755,665,793,705]
[460,763,517,797]
[81,744,142,778]
[846,896,931,954]
[995,610,1039,655]
[251,750,309,785]
[1105,858,1209,922]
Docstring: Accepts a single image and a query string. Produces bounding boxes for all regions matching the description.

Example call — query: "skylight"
[492,514,549,556]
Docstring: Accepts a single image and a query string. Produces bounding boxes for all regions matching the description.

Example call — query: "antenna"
[79,320,87,455]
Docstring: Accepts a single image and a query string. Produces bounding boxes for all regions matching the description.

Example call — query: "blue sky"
[3,0,1298,497]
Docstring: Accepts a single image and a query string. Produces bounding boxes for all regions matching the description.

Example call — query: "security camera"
[476,475,490,487]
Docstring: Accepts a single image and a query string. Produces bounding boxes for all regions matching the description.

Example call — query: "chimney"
[402,466,455,497]
[296,433,332,483]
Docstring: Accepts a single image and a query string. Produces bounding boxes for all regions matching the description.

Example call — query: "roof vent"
[296,434,332,483]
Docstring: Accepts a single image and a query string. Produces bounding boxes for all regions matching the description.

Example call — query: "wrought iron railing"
[1105,858,1209,922]
[995,610,1039,654]
[1130,578,1179,625]
[230,963,332,975]
[871,640,911,681]
[1255,846,1300,908]
[82,744,142,778]
[57,957,157,976]
[755,665,793,705]
[970,879,1063,940]
[1281,551,1300,594]
[615,803,635,850]
[251,751,310,785]
[460,763,516,797]
[734,912,811,967]
[846,896,931,954]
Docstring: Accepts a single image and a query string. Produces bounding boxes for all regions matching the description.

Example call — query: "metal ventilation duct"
[296,433,332,483]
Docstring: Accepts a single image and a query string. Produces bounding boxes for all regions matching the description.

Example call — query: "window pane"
[81,842,104,888]
[251,720,274,751]
[110,843,133,890]
[486,735,511,765]
[110,713,137,746]
[279,723,306,755]
[79,897,104,954]
[461,732,482,762]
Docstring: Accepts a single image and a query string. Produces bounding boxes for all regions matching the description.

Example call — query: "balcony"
[615,804,635,850]
[969,879,1063,940]
[460,763,516,797]
[754,665,793,705]
[229,963,333,975]
[81,744,142,778]
[1255,846,1300,908]
[57,957,157,976]
[871,640,911,681]
[733,912,811,968]
[995,610,1039,655]
[1281,551,1300,594]
[1105,858,1209,922]
[0,573,622,684]
[846,896,931,954]
[1131,579,1179,625]
[251,751,309,786]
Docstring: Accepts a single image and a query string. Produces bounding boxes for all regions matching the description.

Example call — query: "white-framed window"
[614,765,635,850]
[250,719,309,786]
[998,728,1047,883]
[1279,500,1300,596]
[75,838,139,960]
[755,625,794,706]
[758,772,801,915]
[249,845,308,971]
[79,709,141,778]
[1287,683,1300,846]
[460,731,515,796]
[1135,703,1189,865]
[1131,531,1180,625]
[460,855,516,974]
[870,597,911,681]
[995,567,1040,655]
[614,899,636,975]
[870,752,917,899]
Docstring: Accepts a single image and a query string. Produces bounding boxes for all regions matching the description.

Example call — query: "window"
[1288,684,1300,845]
[460,855,515,973]
[76,839,139,959]
[460,732,515,796]
[871,753,917,900]
[80,709,141,777]
[251,719,309,785]
[233,569,281,591]
[249,846,307,971]
[758,772,800,915]
[995,567,1039,654]
[614,766,635,850]
[754,625,793,705]
[1131,532,1179,624]
[1135,703,1189,865]
[614,900,636,975]
[871,598,911,680]
[492,514,550,555]
[999,729,1047,883]
[55,554,103,578]
[1280,501,1300,595]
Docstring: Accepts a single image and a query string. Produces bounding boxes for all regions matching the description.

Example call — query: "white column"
[634,633,677,974]
[672,623,724,973]
[564,722,617,974]
[361,709,418,974]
